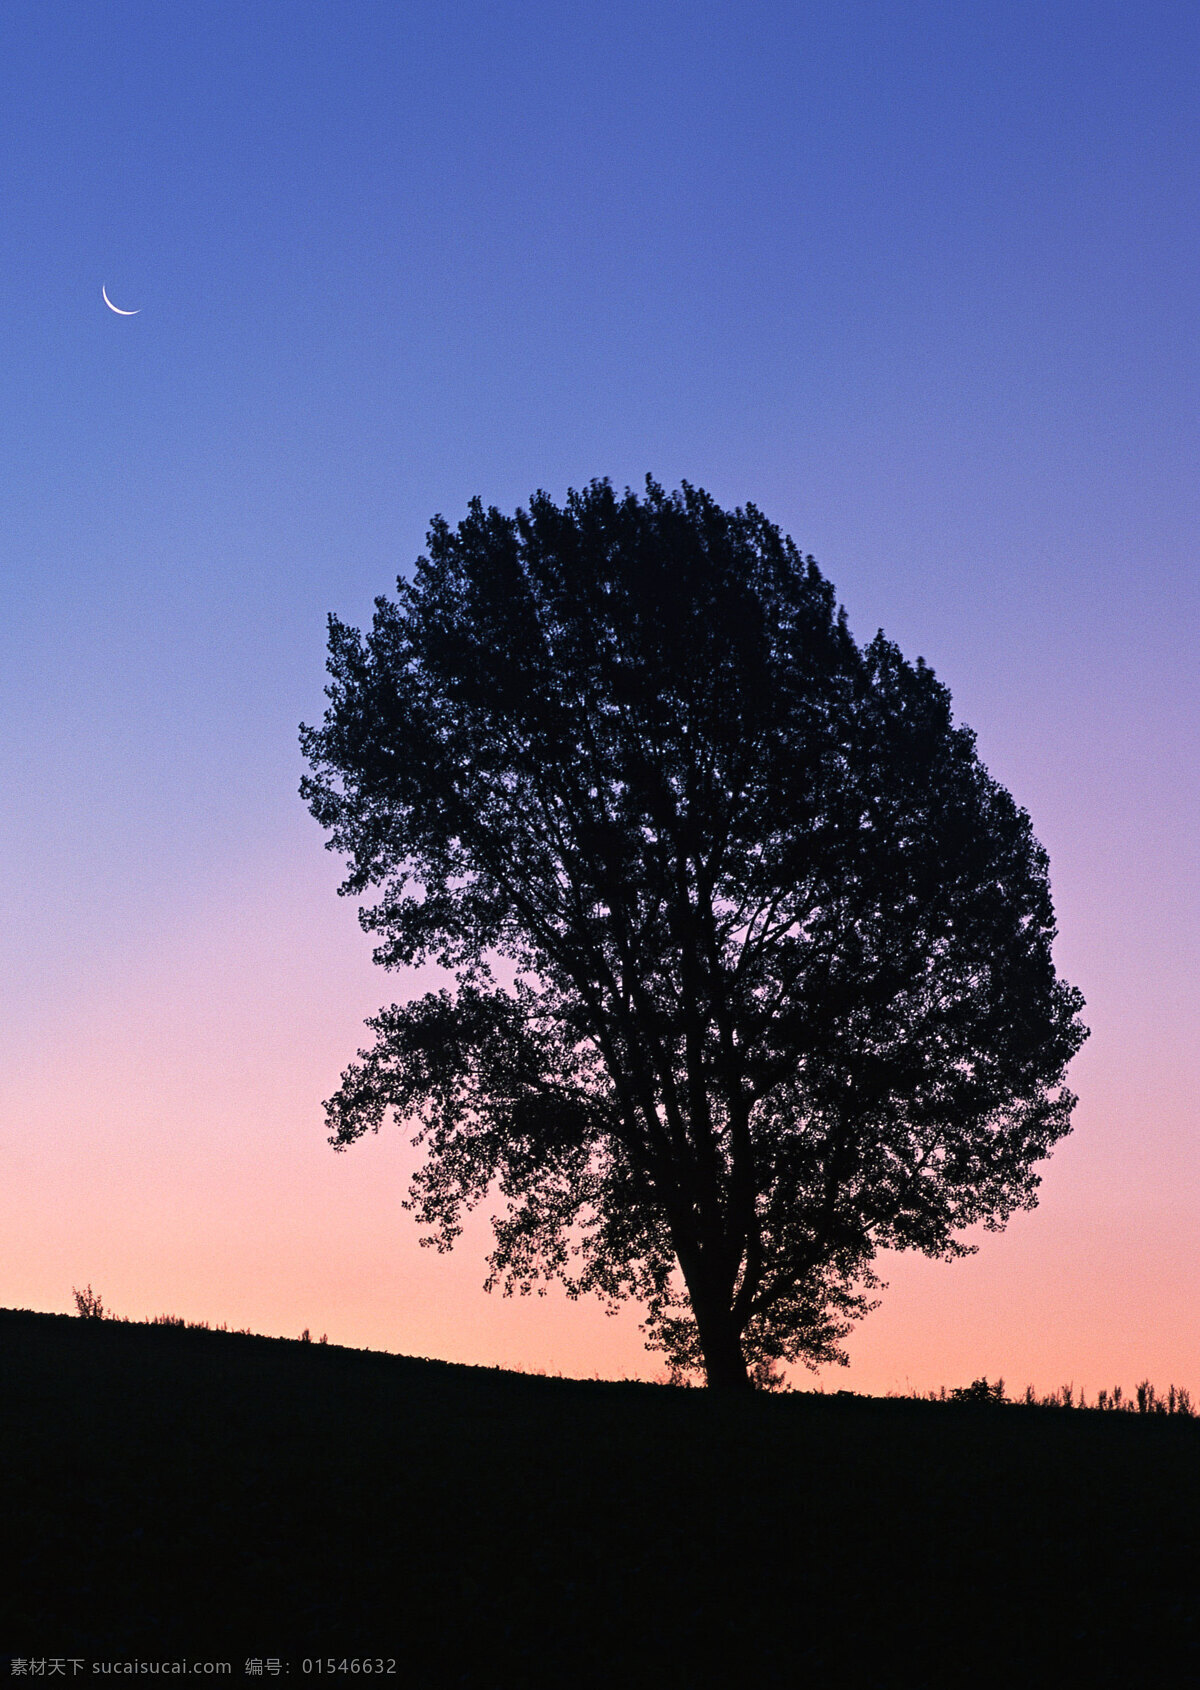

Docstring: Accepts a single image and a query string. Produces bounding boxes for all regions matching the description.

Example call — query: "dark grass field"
[4,1307,1198,1686]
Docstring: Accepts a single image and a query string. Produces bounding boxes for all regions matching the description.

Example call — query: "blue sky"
[3,0,1198,1385]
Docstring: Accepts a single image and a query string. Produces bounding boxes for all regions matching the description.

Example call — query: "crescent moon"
[102,285,140,316]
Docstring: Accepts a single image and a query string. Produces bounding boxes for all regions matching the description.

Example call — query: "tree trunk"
[692,1293,755,1392]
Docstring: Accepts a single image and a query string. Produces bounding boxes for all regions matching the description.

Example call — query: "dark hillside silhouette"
[4,1309,1199,1682]
[301,478,1086,1389]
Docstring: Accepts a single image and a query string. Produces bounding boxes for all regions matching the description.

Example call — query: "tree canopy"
[300,478,1086,1389]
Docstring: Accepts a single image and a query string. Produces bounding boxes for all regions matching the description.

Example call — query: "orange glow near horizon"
[5,829,1197,1401]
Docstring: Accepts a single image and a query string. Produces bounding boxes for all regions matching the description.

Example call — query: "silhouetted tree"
[300,479,1086,1390]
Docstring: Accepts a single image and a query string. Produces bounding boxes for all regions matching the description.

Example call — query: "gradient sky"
[3,0,1197,1396]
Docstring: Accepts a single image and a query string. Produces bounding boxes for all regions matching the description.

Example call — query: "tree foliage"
[300,478,1086,1389]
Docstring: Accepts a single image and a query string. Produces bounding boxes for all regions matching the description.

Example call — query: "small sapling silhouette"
[949,1377,1007,1404]
[72,1284,107,1319]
